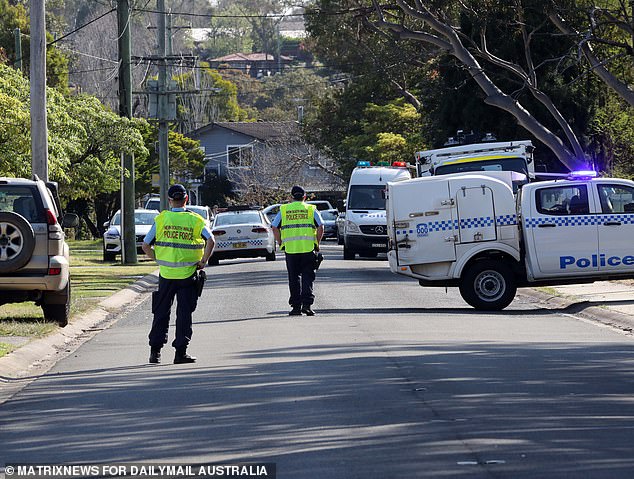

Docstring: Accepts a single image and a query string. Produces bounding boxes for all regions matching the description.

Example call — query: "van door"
[454,186,496,243]
[390,179,456,265]
[526,183,598,276]
[595,182,634,272]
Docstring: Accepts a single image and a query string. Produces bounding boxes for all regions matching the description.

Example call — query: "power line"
[133,7,359,19]
[48,8,117,46]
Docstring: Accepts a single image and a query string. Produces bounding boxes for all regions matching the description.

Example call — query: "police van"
[342,162,411,260]
[386,170,634,310]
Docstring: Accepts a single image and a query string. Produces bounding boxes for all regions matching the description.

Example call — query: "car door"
[596,181,634,272]
[528,183,599,276]
[389,179,456,265]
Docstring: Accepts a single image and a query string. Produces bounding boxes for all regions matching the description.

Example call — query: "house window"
[227,145,254,168]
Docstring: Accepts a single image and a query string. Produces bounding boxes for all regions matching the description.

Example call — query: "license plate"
[233,242,247,248]
[372,243,386,248]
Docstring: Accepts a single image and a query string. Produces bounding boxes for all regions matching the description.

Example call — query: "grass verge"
[0,239,157,358]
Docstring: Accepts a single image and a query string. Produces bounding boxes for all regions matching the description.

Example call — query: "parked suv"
[0,177,78,326]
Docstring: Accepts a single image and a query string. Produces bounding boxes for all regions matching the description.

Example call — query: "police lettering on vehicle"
[560,254,634,269]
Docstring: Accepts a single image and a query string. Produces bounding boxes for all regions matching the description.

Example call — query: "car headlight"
[105,230,120,239]
[345,220,360,233]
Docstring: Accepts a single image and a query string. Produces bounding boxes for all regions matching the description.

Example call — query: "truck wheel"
[343,246,355,260]
[459,260,516,311]
[0,212,36,274]
[42,281,71,327]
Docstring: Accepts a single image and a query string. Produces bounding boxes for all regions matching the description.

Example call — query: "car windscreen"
[215,212,261,226]
[0,186,46,222]
[434,157,528,176]
[112,211,158,225]
[347,185,386,210]
[320,210,338,221]
[187,207,208,219]
[308,201,331,211]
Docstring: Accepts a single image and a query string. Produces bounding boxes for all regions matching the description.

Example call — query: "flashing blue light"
[356,161,372,167]
[570,170,598,178]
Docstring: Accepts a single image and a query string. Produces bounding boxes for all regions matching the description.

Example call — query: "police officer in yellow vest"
[271,186,324,316]
[142,184,215,364]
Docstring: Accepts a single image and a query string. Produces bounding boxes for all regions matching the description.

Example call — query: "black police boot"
[149,348,161,364]
[174,349,197,364]
[301,306,315,316]
[289,306,302,316]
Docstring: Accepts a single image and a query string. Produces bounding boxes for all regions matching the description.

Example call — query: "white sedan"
[209,208,276,265]
[103,209,159,261]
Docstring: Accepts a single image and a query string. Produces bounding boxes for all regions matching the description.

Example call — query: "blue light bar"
[569,170,597,178]
[356,161,371,167]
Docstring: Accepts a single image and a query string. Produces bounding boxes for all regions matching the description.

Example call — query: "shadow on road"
[2,339,634,477]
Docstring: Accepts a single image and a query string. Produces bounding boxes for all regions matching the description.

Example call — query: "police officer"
[271,186,324,316]
[142,184,215,364]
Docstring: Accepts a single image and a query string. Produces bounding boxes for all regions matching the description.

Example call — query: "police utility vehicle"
[415,140,535,179]
[386,170,634,310]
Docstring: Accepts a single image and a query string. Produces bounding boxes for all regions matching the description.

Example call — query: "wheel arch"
[453,245,521,280]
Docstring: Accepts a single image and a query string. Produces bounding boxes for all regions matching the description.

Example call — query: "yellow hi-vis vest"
[280,202,317,254]
[154,210,205,279]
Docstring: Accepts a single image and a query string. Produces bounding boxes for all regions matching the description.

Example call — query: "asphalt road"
[1,242,634,478]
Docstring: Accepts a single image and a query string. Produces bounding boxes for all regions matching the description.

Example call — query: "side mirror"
[62,213,80,228]
[103,221,110,228]
[336,199,345,212]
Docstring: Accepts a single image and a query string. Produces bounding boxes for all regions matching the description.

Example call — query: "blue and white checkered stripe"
[217,239,265,248]
[395,214,517,235]
[525,214,634,228]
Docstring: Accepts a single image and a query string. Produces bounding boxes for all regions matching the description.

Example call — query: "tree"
[135,120,206,198]
[549,0,634,107]
[173,64,248,133]
[0,0,69,92]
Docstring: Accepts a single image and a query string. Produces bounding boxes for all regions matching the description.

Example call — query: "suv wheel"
[42,281,71,327]
[0,212,36,274]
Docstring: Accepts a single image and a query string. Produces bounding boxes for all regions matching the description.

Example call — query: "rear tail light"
[252,227,268,233]
[45,209,58,225]
[212,230,226,236]
[48,267,62,275]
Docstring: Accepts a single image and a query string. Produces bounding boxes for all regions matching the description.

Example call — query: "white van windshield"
[434,157,528,176]
[348,185,386,210]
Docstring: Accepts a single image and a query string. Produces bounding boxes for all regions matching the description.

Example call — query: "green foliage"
[135,120,206,198]
[198,3,253,59]
[0,63,147,201]
[173,64,249,131]
[590,95,634,177]
[0,0,69,93]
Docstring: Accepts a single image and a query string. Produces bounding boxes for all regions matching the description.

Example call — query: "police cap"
[291,185,305,200]
[168,184,187,200]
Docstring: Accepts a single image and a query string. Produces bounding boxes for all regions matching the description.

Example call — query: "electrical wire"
[48,8,117,46]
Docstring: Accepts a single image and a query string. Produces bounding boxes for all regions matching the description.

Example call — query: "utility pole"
[30,0,48,181]
[157,0,170,211]
[117,0,137,263]
[14,28,22,71]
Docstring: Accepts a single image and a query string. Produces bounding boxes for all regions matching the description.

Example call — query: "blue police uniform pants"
[149,274,198,351]
[285,252,316,308]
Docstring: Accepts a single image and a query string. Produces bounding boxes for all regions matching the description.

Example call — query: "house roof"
[188,121,300,142]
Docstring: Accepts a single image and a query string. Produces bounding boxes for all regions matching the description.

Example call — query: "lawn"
[0,240,157,357]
